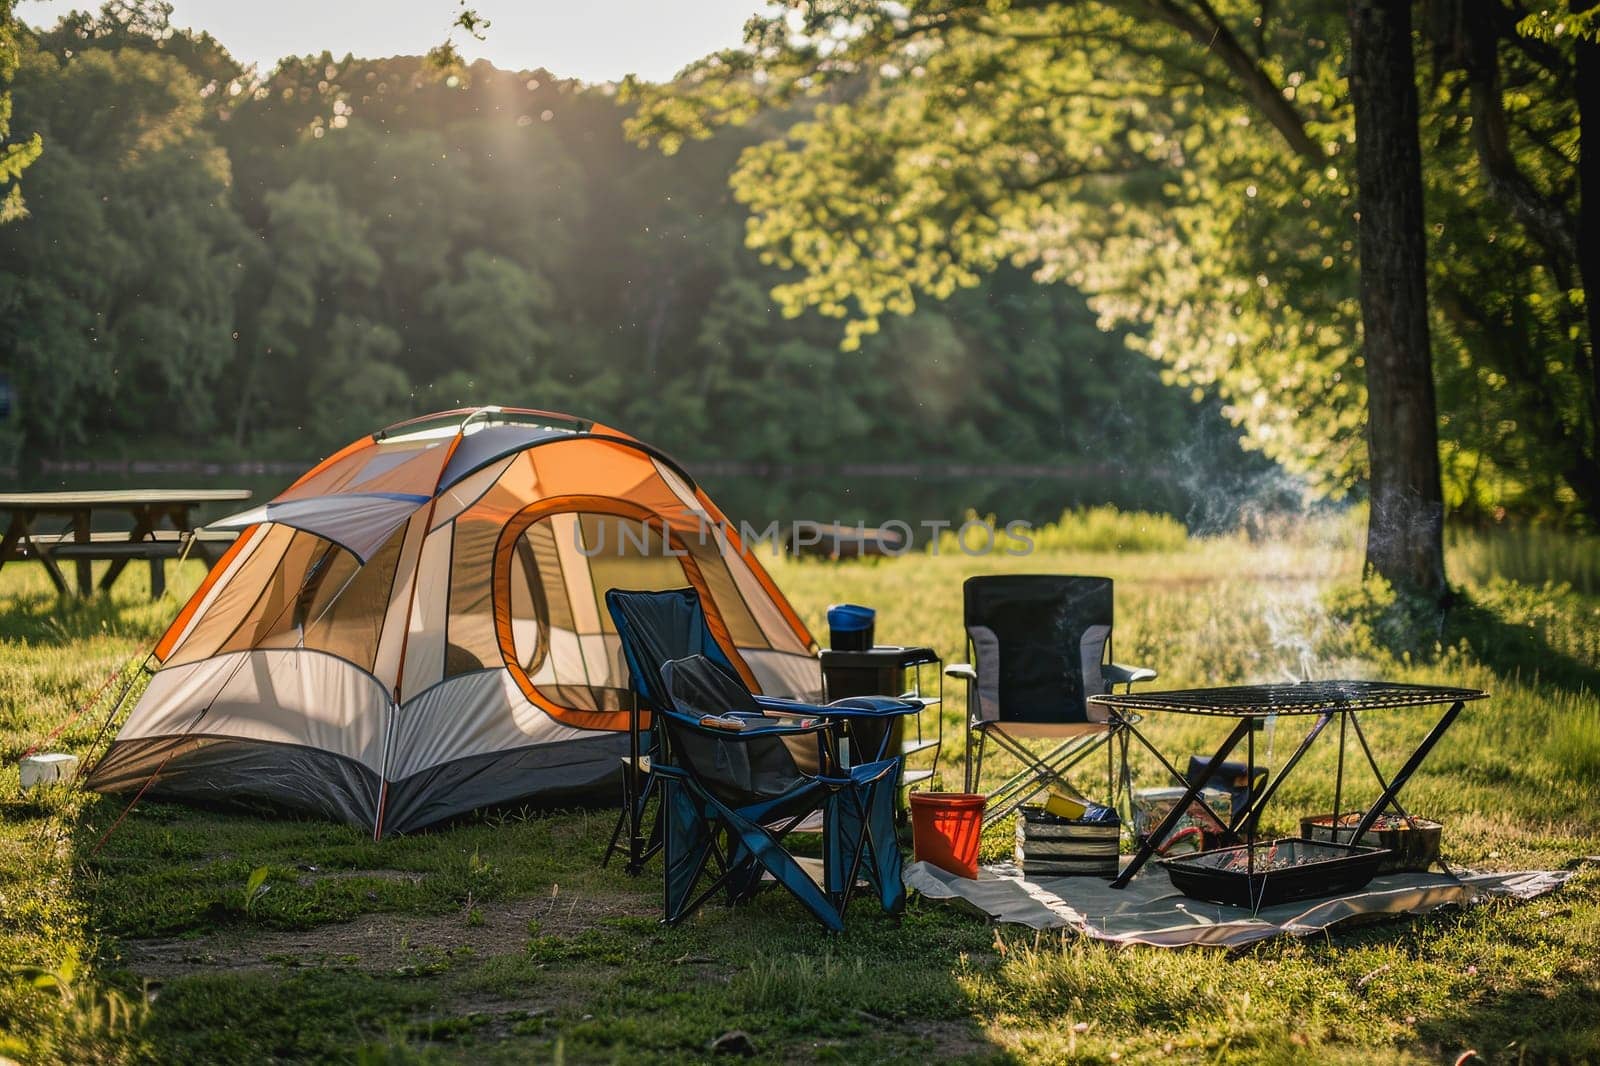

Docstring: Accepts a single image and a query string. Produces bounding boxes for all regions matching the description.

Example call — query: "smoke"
[1157,410,1370,684]
[1261,584,1329,683]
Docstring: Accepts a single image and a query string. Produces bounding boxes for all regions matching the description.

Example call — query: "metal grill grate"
[1089,680,1488,718]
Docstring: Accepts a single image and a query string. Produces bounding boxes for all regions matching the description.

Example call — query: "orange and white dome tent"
[86,408,820,837]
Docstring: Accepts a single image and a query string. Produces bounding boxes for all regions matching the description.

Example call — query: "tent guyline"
[85,407,822,838]
[25,659,129,763]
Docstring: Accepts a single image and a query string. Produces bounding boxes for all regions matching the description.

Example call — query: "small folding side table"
[819,644,944,797]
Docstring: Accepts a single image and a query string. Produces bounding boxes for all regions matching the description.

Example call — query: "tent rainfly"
[86,408,821,837]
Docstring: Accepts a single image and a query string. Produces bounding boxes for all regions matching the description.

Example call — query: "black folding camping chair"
[945,575,1157,826]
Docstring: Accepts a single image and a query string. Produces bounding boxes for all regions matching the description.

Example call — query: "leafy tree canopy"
[0,0,43,220]
[0,2,1260,526]
[625,1,1592,526]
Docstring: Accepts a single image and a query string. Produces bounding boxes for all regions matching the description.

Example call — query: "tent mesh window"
[444,513,503,676]
[505,512,703,713]
[167,527,402,671]
[254,529,406,671]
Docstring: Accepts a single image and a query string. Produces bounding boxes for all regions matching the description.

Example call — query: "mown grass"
[1,516,1598,1064]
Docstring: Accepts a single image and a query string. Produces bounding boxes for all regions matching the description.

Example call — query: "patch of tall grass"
[925,508,1600,599]
[1448,524,1600,596]
[932,506,1191,556]
[1027,505,1192,553]
[731,951,870,1012]
[1546,690,1600,783]
[0,948,149,1065]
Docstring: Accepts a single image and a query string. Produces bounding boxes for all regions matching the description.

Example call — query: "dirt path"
[111,888,647,980]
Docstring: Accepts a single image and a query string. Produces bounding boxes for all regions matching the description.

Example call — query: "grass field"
[2,511,1599,1064]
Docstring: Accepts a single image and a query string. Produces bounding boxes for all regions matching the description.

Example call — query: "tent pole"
[374,411,475,840]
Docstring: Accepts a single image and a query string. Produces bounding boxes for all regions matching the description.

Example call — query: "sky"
[18,0,762,83]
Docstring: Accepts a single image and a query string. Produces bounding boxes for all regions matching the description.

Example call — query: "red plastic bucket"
[910,792,987,879]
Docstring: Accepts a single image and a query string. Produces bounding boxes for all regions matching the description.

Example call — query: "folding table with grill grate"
[1088,681,1489,889]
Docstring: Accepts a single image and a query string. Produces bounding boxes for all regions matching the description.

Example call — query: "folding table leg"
[980,731,1110,826]
[1228,712,1335,836]
[1119,723,1247,844]
[1348,714,1417,823]
[1349,700,1466,841]
[1111,717,1254,889]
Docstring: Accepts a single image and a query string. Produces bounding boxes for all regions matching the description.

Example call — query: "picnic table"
[1089,680,1489,889]
[0,489,251,599]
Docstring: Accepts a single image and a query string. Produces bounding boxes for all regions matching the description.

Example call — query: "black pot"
[826,603,875,651]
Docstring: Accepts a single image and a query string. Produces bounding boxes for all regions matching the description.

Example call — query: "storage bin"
[1015,804,1121,877]
[1300,812,1442,874]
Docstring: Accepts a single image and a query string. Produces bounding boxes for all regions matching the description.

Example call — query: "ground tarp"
[904,860,1572,948]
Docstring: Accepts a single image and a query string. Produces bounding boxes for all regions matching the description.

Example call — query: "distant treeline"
[0,5,1269,524]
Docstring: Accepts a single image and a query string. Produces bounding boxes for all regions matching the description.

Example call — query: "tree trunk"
[1575,5,1600,523]
[1349,0,1448,602]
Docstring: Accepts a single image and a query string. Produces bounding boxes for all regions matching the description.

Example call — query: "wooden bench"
[1,489,252,598]
[15,529,238,598]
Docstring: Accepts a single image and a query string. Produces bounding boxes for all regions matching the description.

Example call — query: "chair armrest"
[848,757,901,786]
[832,694,921,710]
[754,694,918,718]
[945,663,977,682]
[664,709,830,740]
[816,757,901,789]
[1104,662,1157,686]
[825,695,919,717]
[757,702,820,720]
[754,695,832,717]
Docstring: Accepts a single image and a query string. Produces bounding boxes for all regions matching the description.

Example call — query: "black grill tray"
[1159,837,1390,909]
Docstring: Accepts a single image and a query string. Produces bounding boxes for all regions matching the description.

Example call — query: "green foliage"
[1322,576,1448,663]
[0,2,1262,528]
[241,865,270,914]
[1517,2,1600,43]
[1448,524,1600,595]
[627,1,1595,526]
[0,27,248,452]
[1025,505,1192,554]
[932,505,1190,555]
[3,948,150,1064]
[0,0,43,221]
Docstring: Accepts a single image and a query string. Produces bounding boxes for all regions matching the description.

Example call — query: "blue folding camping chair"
[654,654,905,930]
[602,588,749,874]
[604,587,916,875]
